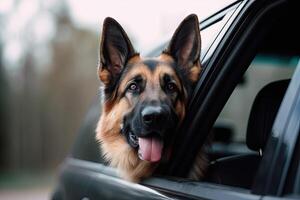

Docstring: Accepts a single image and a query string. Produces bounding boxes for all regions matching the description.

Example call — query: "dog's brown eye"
[166,82,177,93]
[128,82,139,92]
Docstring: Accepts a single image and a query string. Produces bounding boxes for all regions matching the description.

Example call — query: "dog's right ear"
[164,14,201,83]
[99,17,136,86]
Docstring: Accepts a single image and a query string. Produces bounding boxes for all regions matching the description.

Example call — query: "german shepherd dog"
[96,14,205,182]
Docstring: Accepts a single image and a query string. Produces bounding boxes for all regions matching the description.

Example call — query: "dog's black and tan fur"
[96,14,205,182]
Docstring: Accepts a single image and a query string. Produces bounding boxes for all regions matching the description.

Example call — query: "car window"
[214,55,298,144]
[209,54,299,161]
[206,54,299,189]
[200,8,235,60]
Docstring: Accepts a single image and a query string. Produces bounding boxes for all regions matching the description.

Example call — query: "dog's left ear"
[99,17,136,86]
[165,14,201,82]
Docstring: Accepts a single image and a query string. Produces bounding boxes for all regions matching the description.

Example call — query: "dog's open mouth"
[128,131,163,162]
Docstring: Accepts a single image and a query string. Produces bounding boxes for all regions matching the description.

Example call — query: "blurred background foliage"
[0,1,99,173]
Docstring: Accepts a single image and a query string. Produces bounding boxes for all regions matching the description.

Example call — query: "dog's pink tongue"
[138,137,163,162]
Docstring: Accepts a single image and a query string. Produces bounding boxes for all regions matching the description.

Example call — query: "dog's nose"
[141,106,164,126]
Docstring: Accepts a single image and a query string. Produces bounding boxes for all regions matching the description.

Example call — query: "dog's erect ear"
[99,17,136,85]
[165,14,201,81]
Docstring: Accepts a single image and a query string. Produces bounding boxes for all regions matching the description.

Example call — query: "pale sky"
[67,0,234,51]
[0,0,235,70]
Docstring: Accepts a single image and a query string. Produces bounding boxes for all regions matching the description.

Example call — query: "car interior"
[205,79,290,188]
[203,2,300,189]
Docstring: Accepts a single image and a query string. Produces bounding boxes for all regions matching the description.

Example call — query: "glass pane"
[217,55,298,143]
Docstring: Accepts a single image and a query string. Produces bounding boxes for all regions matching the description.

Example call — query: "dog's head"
[97,14,201,179]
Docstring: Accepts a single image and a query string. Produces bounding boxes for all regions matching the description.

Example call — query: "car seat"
[204,79,290,189]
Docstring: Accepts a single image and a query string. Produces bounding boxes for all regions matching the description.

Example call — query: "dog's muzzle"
[121,104,178,163]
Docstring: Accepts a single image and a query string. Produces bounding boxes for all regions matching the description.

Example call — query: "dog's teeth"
[120,123,123,130]
[138,149,143,160]
[129,132,138,147]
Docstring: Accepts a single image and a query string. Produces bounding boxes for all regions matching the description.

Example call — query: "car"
[52,0,300,199]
